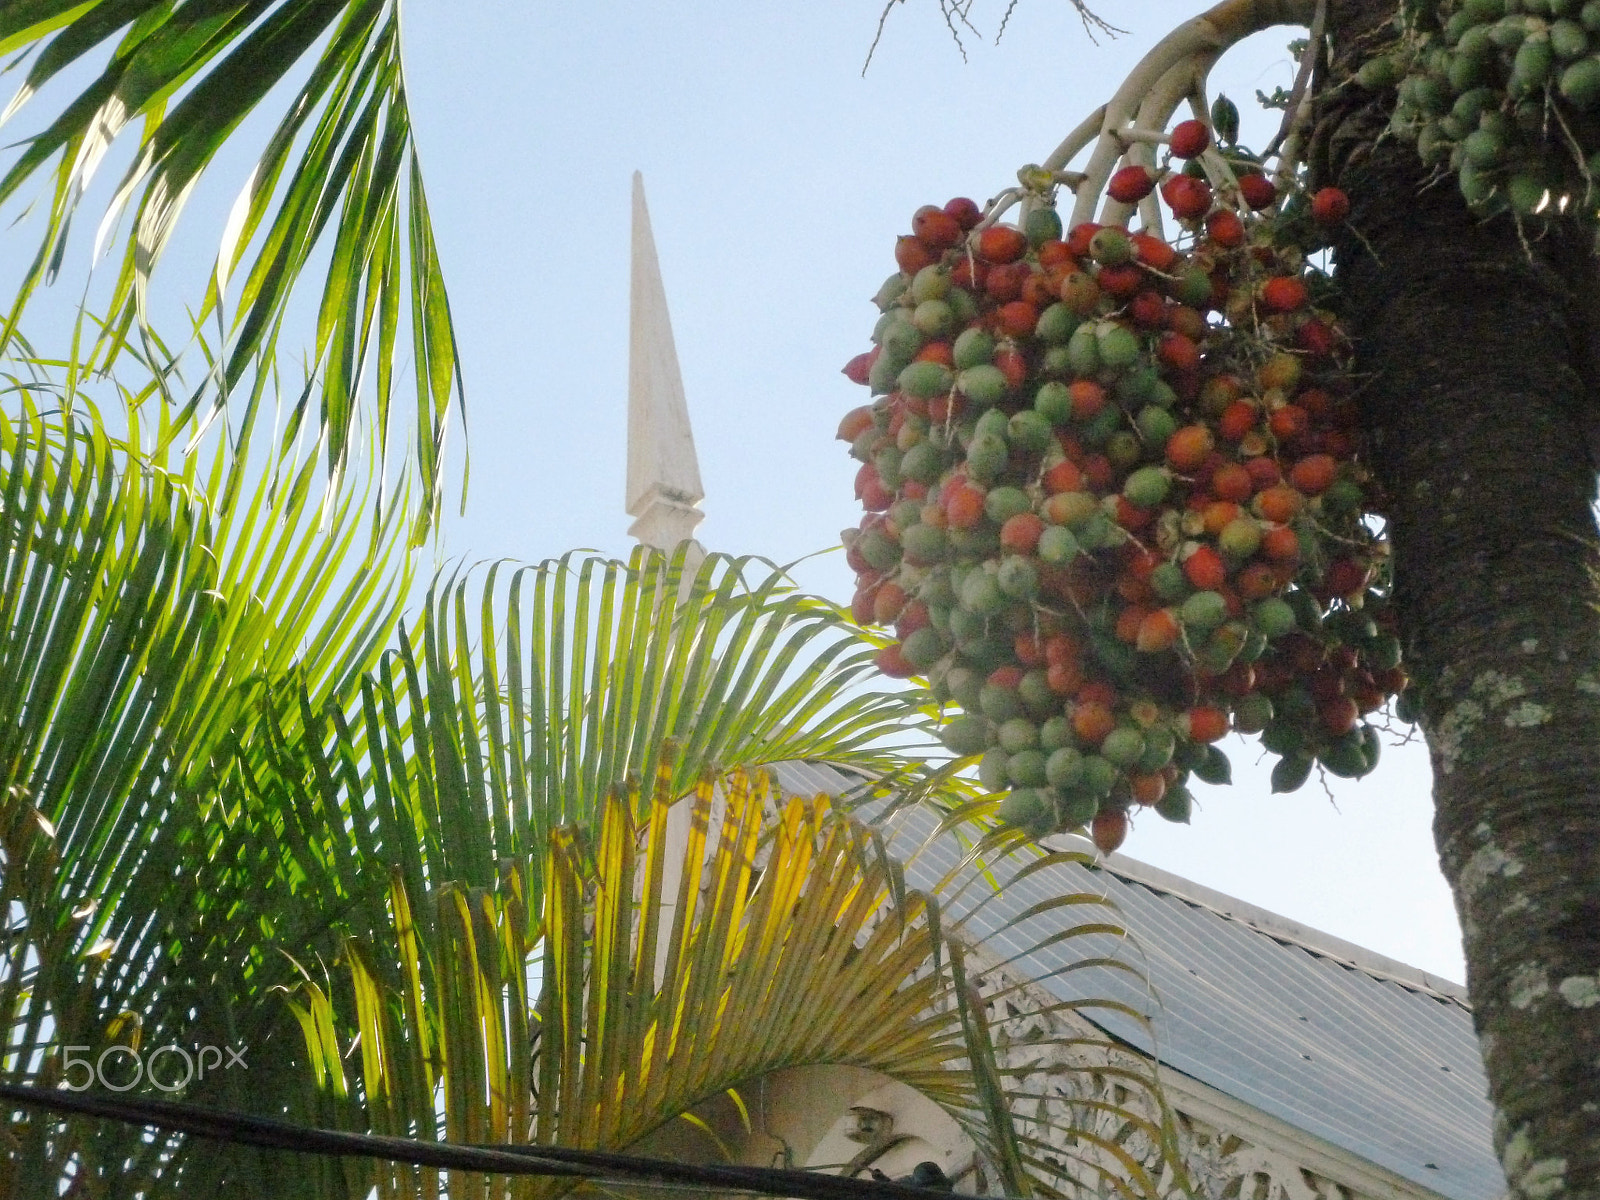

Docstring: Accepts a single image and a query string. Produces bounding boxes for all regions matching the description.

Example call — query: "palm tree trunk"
[1320,1,1600,1193]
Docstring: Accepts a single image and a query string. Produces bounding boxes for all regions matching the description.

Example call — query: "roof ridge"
[1080,843,1472,1007]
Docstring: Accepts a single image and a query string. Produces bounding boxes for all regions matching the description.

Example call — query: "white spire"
[627,172,705,555]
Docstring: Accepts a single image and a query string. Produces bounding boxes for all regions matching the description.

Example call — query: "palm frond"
[0,0,458,535]
[339,547,952,901]
[285,768,1186,1200]
[0,354,411,1195]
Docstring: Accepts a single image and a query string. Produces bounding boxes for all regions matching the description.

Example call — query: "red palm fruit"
[1109,164,1158,203]
[895,236,934,274]
[994,348,1028,390]
[1218,662,1256,697]
[1047,659,1084,694]
[837,406,875,441]
[851,586,878,626]
[913,204,963,249]
[1375,665,1408,695]
[1201,500,1241,535]
[856,463,893,511]
[1021,270,1056,308]
[1015,631,1047,667]
[1115,570,1152,605]
[1169,119,1210,158]
[1130,772,1167,807]
[1161,174,1213,219]
[1116,604,1150,643]
[1042,634,1079,668]
[1210,462,1253,502]
[989,664,1025,689]
[1043,458,1084,493]
[978,224,1027,263]
[1216,401,1254,444]
[1130,290,1168,329]
[1078,679,1117,707]
[1115,497,1154,530]
[1269,404,1310,443]
[1137,608,1182,652]
[1261,275,1309,313]
[1001,512,1045,553]
[1092,808,1129,854]
[945,196,984,229]
[1236,562,1279,600]
[1166,425,1214,471]
[1082,454,1115,490]
[1070,380,1109,419]
[895,599,931,637]
[1098,264,1144,299]
[1325,558,1371,595]
[1288,454,1337,495]
[1351,679,1387,714]
[877,643,917,678]
[914,340,954,367]
[845,540,870,574]
[946,484,986,529]
[1261,525,1300,562]
[927,393,961,423]
[1238,173,1277,209]
[1297,318,1338,358]
[951,256,986,291]
[1254,484,1304,523]
[1072,700,1117,745]
[1319,696,1360,737]
[997,300,1039,337]
[1067,222,1101,256]
[1182,705,1229,742]
[903,479,928,501]
[1298,387,1334,419]
[1183,545,1227,590]
[1205,209,1246,248]
[1124,546,1160,582]
[1310,187,1350,225]
[843,349,876,385]
[1158,331,1200,372]
[1131,232,1179,271]
[985,261,1028,301]
[1038,239,1076,268]
[1245,456,1282,489]
[1168,305,1207,340]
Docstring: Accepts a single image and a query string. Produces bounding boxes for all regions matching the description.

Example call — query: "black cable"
[0,1083,985,1200]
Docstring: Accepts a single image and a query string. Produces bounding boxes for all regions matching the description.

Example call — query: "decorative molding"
[968,959,1453,1200]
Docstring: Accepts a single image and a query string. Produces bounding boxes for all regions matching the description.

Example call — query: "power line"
[0,1083,984,1200]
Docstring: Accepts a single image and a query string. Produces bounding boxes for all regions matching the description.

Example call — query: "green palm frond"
[0,0,457,535]
[0,357,411,1194]
[340,547,956,898]
[285,768,1184,1200]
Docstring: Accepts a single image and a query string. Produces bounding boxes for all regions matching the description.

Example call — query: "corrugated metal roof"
[765,762,1499,1200]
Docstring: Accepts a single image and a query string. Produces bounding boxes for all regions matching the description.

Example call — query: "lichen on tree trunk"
[1319,1,1600,1193]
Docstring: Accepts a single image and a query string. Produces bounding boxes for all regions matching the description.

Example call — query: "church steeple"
[626,172,705,557]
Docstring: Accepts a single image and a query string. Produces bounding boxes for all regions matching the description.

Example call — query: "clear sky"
[2,0,1464,983]
[388,0,1463,982]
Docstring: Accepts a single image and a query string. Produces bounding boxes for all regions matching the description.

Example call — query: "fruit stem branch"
[1059,0,1318,229]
